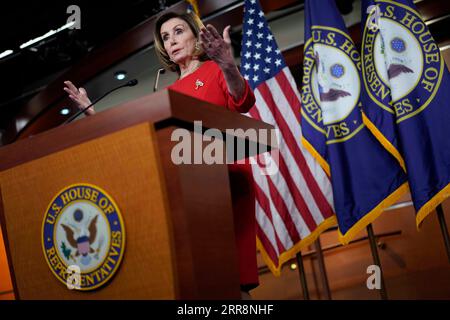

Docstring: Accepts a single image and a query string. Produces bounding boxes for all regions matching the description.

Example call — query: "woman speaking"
[64,12,259,297]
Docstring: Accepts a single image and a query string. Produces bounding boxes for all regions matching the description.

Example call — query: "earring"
[194,41,201,51]
[193,41,203,56]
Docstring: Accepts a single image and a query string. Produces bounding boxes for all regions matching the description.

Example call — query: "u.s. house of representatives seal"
[302,25,364,143]
[42,183,125,291]
[362,0,444,123]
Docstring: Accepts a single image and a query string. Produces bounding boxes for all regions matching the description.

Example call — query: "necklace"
[179,61,202,79]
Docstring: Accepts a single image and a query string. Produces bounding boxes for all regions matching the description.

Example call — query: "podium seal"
[42,183,125,290]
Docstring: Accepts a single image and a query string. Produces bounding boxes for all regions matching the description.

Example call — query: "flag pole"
[314,238,332,299]
[436,204,450,263]
[366,224,388,300]
[295,252,310,300]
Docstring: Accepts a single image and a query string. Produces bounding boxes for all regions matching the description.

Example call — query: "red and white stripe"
[246,67,335,270]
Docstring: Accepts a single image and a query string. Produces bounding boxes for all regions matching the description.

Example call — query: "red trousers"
[228,162,259,289]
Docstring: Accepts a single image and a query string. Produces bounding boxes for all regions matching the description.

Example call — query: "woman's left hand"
[199,24,234,68]
[200,24,246,103]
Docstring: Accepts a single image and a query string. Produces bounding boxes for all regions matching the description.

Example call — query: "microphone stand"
[153,68,166,92]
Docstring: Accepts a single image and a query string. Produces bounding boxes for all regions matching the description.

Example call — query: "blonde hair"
[154,12,209,74]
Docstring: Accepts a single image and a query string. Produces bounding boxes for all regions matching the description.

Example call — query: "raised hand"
[63,81,95,115]
[200,24,246,102]
[199,24,234,68]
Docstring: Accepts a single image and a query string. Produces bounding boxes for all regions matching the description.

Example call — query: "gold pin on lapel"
[195,79,204,90]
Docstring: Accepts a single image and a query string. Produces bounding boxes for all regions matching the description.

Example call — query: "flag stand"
[295,252,310,300]
[436,204,450,263]
[314,238,332,299]
[366,224,388,300]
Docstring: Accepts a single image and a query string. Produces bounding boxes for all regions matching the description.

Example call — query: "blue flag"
[301,0,408,243]
[361,0,450,227]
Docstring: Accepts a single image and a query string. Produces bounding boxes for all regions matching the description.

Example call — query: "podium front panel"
[0,123,175,299]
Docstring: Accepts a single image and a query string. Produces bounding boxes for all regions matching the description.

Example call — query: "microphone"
[153,68,166,92]
[126,79,138,86]
[63,79,138,125]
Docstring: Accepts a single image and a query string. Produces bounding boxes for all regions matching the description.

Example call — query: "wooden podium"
[0,90,274,300]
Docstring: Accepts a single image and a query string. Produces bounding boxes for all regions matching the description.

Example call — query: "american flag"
[241,0,336,275]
